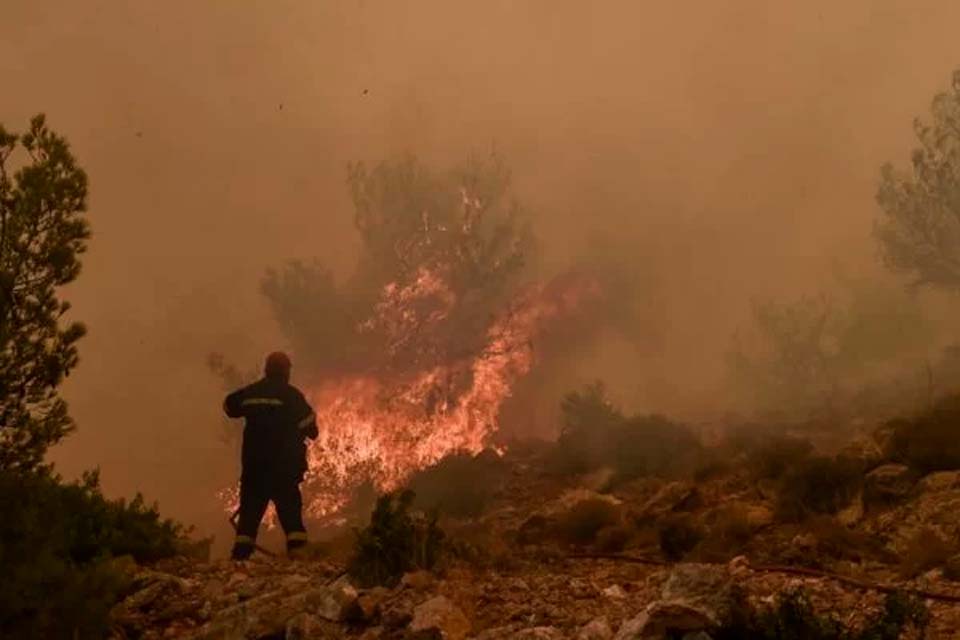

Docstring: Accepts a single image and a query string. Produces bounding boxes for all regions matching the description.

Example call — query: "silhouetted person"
[224,352,318,560]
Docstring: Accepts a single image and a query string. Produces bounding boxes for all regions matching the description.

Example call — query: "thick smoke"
[4,2,960,535]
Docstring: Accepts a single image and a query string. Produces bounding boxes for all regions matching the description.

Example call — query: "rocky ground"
[109,431,960,639]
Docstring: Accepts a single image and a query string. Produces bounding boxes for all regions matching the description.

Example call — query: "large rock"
[661,563,733,618]
[614,564,735,639]
[863,464,916,509]
[306,576,360,622]
[410,595,471,640]
[614,601,718,639]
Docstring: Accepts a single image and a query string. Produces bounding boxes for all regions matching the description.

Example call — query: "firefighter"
[223,351,318,560]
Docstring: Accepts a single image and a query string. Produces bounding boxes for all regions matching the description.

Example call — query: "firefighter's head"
[264,351,292,382]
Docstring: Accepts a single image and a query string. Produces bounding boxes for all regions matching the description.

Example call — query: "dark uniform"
[224,352,318,560]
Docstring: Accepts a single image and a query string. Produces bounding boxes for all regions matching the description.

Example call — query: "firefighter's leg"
[273,475,308,553]
[232,473,270,560]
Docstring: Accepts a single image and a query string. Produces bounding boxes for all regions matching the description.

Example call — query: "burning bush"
[348,490,444,588]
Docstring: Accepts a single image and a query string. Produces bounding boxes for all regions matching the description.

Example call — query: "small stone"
[603,585,627,600]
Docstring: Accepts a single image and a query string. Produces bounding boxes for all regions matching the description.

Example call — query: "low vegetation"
[717,589,929,639]
[406,450,505,518]
[550,382,700,482]
[348,490,444,588]
[0,469,185,638]
[884,392,960,474]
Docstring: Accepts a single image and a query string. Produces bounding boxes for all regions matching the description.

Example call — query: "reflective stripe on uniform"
[287,531,308,542]
[241,397,284,407]
[234,534,255,545]
[298,412,316,430]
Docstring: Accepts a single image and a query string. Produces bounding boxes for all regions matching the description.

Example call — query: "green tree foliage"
[0,469,184,638]
[347,490,444,588]
[0,115,90,472]
[877,69,960,291]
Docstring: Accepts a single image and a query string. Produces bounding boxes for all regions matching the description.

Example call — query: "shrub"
[554,498,622,546]
[595,525,633,552]
[694,505,755,562]
[775,456,861,522]
[898,528,954,579]
[886,393,960,473]
[658,514,703,561]
[611,414,700,481]
[715,588,928,640]
[348,490,444,588]
[550,382,700,482]
[551,382,624,475]
[745,434,814,481]
[407,450,505,518]
[0,469,184,639]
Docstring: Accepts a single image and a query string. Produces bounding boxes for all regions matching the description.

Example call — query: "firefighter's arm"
[223,388,246,418]
[294,392,318,440]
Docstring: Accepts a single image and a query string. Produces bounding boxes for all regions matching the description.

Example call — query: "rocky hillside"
[109,405,960,639]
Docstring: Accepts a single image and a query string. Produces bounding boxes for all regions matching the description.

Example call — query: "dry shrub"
[595,524,634,552]
[658,514,704,561]
[744,434,814,481]
[554,498,622,546]
[942,555,960,582]
[804,517,899,565]
[886,393,960,474]
[694,506,755,562]
[898,528,954,579]
[407,450,505,518]
[551,383,700,482]
[775,456,861,522]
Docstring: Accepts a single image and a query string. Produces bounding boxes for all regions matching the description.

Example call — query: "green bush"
[716,588,928,640]
[886,393,960,473]
[775,455,861,522]
[0,469,183,639]
[407,450,505,518]
[348,490,444,588]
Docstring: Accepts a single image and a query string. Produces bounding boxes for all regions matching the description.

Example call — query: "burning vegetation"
[214,153,608,521]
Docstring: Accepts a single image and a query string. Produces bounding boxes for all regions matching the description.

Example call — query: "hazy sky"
[3,1,960,530]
